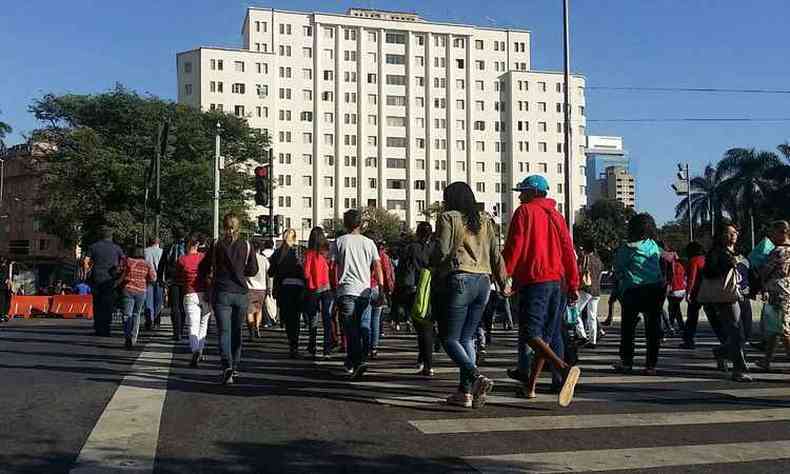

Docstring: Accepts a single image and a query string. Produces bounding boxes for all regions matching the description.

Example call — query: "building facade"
[585,135,635,208]
[0,143,79,289]
[177,7,588,231]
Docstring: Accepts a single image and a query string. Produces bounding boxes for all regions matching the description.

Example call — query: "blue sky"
[2,0,788,223]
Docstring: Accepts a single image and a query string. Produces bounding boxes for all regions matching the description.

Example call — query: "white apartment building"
[177,7,588,232]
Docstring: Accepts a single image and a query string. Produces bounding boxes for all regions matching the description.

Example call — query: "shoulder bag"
[695,268,740,304]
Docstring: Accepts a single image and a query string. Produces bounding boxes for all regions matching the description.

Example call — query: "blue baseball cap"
[513,175,550,193]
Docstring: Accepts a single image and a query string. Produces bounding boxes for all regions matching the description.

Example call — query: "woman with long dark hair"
[431,182,507,408]
[303,226,333,359]
[268,228,306,358]
[699,221,751,381]
[613,213,665,375]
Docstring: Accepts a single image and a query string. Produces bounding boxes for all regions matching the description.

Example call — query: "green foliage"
[573,199,635,265]
[361,207,408,243]
[420,201,444,222]
[29,84,270,249]
[0,109,11,150]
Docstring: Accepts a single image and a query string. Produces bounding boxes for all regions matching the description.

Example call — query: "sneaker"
[351,363,368,380]
[575,337,589,348]
[471,375,494,409]
[370,350,379,359]
[124,337,133,350]
[507,368,529,383]
[612,361,632,374]
[713,348,729,372]
[558,366,581,407]
[221,368,234,385]
[598,329,606,338]
[420,368,435,377]
[732,372,753,383]
[446,392,472,408]
[190,352,200,368]
[415,362,425,372]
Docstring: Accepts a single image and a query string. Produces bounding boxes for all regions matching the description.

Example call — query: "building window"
[184,84,192,95]
[385,32,406,44]
[385,54,405,65]
[231,83,245,94]
[234,105,245,117]
[539,142,547,152]
[303,25,312,36]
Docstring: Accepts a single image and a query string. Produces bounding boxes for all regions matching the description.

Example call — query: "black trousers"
[279,285,305,351]
[92,281,116,336]
[684,301,726,344]
[667,296,685,330]
[620,284,665,368]
[168,285,186,338]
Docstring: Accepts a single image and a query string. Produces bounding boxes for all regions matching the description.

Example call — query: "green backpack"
[410,268,432,321]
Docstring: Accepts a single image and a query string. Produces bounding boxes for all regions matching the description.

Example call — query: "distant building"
[585,136,635,208]
[0,143,79,290]
[176,7,589,231]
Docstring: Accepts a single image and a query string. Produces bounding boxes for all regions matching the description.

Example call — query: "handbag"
[264,294,278,323]
[695,268,740,304]
[411,268,432,321]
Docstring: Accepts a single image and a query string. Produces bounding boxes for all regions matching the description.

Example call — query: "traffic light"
[257,215,271,235]
[273,214,285,236]
[254,165,269,206]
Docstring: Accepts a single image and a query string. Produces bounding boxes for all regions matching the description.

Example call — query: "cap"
[513,175,549,193]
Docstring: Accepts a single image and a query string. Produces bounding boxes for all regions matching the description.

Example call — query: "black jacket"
[395,240,433,294]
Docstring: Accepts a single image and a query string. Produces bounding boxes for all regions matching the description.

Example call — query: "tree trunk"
[750,211,755,249]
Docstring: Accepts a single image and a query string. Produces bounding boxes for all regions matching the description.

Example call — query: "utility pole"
[268,148,274,238]
[154,122,163,240]
[213,123,221,241]
[0,158,5,207]
[562,0,574,237]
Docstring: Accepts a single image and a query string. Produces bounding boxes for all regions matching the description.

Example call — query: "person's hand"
[502,284,513,298]
[567,289,580,304]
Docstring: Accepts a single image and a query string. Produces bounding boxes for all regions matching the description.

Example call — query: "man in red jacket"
[502,175,581,407]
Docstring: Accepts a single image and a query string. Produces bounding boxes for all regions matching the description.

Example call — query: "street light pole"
[213,123,221,241]
[562,0,574,236]
[686,163,693,243]
[0,158,5,206]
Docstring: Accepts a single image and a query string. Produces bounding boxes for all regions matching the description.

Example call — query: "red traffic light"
[254,166,269,177]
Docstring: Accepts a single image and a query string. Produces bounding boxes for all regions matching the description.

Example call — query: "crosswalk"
[253,323,790,473]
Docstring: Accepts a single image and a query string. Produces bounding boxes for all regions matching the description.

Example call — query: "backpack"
[670,260,687,292]
[410,268,432,321]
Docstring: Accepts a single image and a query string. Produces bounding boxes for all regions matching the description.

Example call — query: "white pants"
[574,292,601,345]
[184,292,211,353]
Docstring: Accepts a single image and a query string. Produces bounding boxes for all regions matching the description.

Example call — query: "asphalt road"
[1,311,790,474]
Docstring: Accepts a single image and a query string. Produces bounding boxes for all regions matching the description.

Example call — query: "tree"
[28,85,270,248]
[674,164,721,233]
[0,109,11,151]
[573,199,635,265]
[361,207,407,243]
[421,201,444,222]
[715,147,783,247]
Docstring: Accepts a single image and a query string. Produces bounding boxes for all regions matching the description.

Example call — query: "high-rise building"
[177,7,588,231]
[585,136,635,208]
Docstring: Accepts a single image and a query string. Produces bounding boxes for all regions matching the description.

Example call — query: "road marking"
[70,341,173,474]
[409,407,790,434]
[463,440,790,473]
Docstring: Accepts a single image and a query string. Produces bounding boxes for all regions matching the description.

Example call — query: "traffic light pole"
[269,149,274,238]
[686,162,693,243]
[562,0,574,237]
[213,123,221,241]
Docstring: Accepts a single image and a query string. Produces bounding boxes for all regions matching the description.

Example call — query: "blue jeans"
[363,287,383,350]
[213,291,249,370]
[145,284,164,322]
[122,290,146,344]
[440,273,490,393]
[517,282,564,379]
[337,291,372,369]
[306,290,334,354]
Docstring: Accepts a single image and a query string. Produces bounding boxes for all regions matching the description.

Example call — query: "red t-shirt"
[177,253,207,294]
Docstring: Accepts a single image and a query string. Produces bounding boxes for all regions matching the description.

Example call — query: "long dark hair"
[626,213,657,242]
[307,226,328,252]
[713,219,738,248]
[443,182,481,234]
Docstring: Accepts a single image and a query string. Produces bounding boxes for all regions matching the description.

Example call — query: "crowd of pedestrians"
[70,174,790,409]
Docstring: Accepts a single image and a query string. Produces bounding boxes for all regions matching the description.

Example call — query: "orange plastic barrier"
[50,295,93,320]
[7,296,52,319]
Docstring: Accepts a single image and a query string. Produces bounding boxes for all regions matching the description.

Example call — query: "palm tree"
[674,164,720,236]
[715,148,783,247]
[0,110,11,152]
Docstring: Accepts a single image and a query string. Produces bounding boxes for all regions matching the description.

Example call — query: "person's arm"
[303,252,315,291]
[557,214,580,298]
[430,213,454,269]
[488,220,508,291]
[372,260,384,289]
[501,206,525,277]
[147,262,157,283]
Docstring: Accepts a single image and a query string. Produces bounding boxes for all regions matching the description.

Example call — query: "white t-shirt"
[247,253,271,290]
[332,233,380,297]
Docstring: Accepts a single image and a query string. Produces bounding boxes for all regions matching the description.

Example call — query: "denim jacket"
[430,211,507,288]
